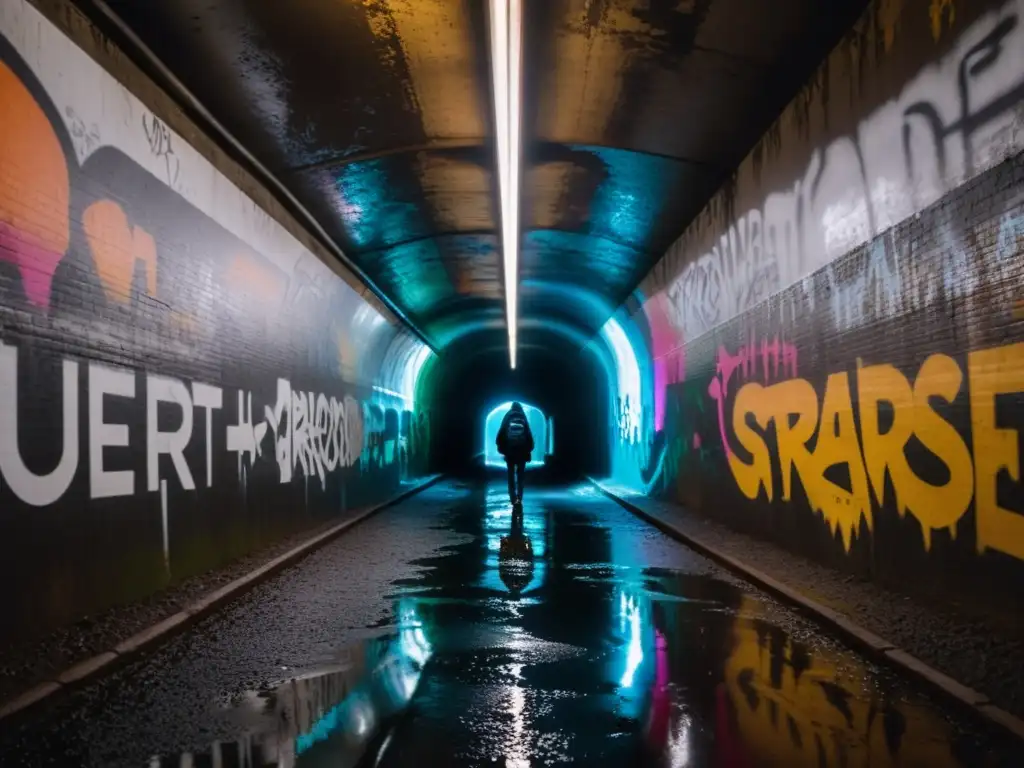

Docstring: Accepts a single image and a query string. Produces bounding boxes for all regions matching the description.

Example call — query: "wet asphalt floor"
[0,476,1020,766]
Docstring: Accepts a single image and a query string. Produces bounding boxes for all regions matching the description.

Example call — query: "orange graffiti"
[226,253,284,306]
[0,57,69,309]
[83,200,158,304]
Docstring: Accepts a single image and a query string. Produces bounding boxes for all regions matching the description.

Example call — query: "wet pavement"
[0,476,1019,766]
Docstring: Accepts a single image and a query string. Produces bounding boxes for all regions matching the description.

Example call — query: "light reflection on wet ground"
[360,481,1019,766]
[3,478,1021,766]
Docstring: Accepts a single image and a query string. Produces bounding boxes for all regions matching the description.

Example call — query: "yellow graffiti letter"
[857,362,914,510]
[910,354,973,545]
[766,379,818,503]
[859,358,973,550]
[810,372,871,549]
[970,343,1024,561]
[729,383,774,501]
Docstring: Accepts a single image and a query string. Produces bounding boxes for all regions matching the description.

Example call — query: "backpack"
[506,414,528,448]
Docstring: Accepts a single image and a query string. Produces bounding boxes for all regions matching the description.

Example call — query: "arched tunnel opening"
[483,401,547,468]
[416,327,613,479]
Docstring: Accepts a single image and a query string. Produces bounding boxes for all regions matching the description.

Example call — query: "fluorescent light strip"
[490,0,522,370]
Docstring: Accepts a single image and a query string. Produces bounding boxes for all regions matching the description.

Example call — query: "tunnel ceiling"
[94,0,868,357]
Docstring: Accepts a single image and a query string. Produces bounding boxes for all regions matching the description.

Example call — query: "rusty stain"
[929,0,956,43]
[750,120,784,182]
[1014,298,1024,321]
[878,0,903,52]
[837,9,871,106]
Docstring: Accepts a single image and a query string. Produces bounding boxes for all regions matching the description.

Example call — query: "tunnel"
[1,0,1024,764]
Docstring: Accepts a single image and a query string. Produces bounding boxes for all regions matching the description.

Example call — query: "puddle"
[353,489,1019,766]
[150,607,432,768]
[15,482,1019,766]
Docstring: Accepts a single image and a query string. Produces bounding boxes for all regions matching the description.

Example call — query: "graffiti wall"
[0,0,432,641]
[599,0,1024,609]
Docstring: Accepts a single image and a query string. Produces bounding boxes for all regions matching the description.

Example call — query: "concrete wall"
[0,0,433,642]
[601,0,1024,611]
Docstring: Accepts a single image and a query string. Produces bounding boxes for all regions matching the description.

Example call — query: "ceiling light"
[489,0,522,370]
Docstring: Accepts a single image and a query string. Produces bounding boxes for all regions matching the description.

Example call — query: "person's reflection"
[498,507,534,594]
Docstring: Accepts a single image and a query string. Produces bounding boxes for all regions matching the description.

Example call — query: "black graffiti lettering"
[903,14,1023,180]
[142,113,180,186]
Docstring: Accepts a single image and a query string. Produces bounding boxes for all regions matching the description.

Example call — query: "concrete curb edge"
[0,474,444,723]
[587,477,1024,744]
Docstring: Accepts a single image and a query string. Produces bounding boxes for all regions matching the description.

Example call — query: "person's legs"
[515,461,526,501]
[507,460,516,503]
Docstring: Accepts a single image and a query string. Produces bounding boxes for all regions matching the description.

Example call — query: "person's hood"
[510,402,524,413]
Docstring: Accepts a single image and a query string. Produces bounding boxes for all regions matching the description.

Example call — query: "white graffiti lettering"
[226,390,266,472]
[263,380,364,490]
[0,341,378,506]
[147,375,196,493]
[0,342,78,506]
[660,2,1024,343]
[265,378,293,484]
[192,382,223,488]
[89,362,136,499]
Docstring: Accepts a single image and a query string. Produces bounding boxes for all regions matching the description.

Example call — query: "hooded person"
[496,401,534,504]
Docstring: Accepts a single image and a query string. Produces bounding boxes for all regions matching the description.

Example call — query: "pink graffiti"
[644,629,672,750]
[0,221,63,309]
[708,333,799,456]
[653,347,685,432]
[713,331,798,400]
[646,292,686,432]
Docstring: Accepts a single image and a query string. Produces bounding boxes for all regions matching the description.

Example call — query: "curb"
[588,477,1024,744]
[0,474,444,723]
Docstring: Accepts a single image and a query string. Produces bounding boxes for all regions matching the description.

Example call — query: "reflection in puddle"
[498,509,534,595]
[629,576,1006,767]
[718,597,954,766]
[619,592,644,689]
[148,487,1014,766]
[484,487,550,597]
[152,602,432,768]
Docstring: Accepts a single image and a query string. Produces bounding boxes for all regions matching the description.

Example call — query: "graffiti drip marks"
[710,334,799,404]
[721,341,1024,559]
[727,374,872,550]
[857,356,973,547]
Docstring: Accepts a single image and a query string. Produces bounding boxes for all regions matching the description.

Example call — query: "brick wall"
[601,0,1024,611]
[0,0,431,641]
[661,153,1023,607]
